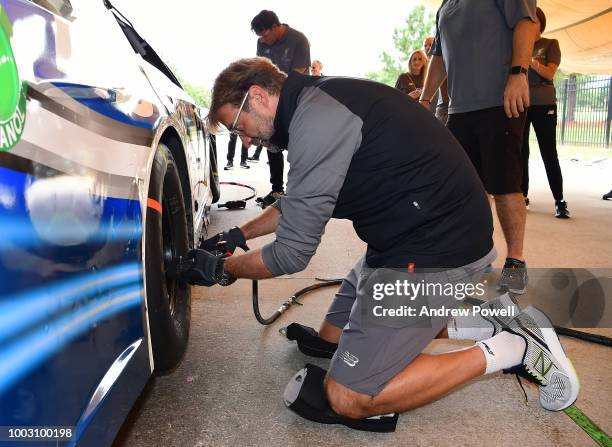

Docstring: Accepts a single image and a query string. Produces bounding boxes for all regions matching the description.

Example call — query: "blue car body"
[0,1,213,445]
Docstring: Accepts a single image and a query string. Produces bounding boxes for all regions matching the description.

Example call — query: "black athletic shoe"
[555,200,570,219]
[603,190,612,200]
[240,161,250,169]
[525,197,530,209]
[224,161,234,170]
[256,190,284,208]
[497,258,528,294]
[247,156,259,163]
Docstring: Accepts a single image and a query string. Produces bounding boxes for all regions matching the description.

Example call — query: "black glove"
[182,249,225,286]
[200,226,248,255]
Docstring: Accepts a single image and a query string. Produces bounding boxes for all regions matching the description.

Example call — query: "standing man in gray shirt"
[250,10,311,208]
[421,0,539,294]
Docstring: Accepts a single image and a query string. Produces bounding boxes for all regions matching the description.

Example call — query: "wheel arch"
[158,126,194,247]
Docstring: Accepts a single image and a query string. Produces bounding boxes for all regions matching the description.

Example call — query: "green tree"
[169,64,212,108]
[181,80,212,108]
[367,5,435,86]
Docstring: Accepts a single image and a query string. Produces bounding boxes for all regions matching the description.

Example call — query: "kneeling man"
[186,57,579,425]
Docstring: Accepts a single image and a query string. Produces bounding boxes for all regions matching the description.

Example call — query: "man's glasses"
[229,90,249,137]
[226,89,279,151]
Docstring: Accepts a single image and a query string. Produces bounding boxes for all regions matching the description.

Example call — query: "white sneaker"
[504,306,580,411]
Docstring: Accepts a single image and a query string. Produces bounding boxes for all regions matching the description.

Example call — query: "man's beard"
[250,108,275,145]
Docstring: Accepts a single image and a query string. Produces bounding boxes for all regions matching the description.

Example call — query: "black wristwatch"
[213,258,236,286]
[509,66,528,75]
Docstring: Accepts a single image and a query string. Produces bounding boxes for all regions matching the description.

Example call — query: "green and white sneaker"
[503,306,580,411]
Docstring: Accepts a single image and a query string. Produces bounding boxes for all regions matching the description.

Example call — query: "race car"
[0,0,218,444]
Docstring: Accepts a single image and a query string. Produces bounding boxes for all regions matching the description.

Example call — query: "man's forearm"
[240,206,281,240]
[512,18,538,68]
[503,16,539,118]
[224,248,275,280]
[530,60,557,80]
[220,204,280,280]
[421,55,447,102]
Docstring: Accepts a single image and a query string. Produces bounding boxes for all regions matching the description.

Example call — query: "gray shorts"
[326,248,496,396]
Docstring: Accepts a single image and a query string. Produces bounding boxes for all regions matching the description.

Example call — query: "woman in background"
[395,49,428,100]
[522,7,570,218]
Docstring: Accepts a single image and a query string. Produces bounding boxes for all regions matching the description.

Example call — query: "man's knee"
[324,374,371,420]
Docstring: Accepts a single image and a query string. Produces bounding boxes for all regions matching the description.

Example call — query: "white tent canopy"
[542,1,612,75]
[425,1,612,75]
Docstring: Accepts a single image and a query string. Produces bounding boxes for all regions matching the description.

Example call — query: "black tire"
[145,143,191,374]
[208,134,221,203]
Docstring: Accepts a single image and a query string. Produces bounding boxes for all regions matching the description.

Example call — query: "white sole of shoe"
[496,284,527,295]
[528,307,580,411]
[509,287,527,295]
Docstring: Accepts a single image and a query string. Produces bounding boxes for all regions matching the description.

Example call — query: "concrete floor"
[114,136,612,447]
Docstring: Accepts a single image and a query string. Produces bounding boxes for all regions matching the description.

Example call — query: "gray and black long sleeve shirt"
[262,73,493,275]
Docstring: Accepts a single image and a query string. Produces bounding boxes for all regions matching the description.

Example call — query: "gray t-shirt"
[256,25,311,75]
[529,38,561,105]
[432,0,536,114]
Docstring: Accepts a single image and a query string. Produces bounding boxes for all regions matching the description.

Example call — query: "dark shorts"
[325,249,496,396]
[447,106,526,195]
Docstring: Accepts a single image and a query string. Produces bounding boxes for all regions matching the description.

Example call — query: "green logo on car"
[0,6,26,152]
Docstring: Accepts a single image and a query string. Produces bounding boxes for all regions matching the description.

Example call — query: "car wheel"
[145,143,191,374]
[208,134,220,203]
